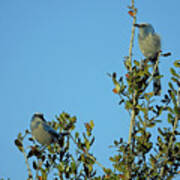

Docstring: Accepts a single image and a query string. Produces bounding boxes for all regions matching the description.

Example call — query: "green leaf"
[171,77,180,85]
[154,120,162,123]
[57,162,65,172]
[85,139,90,150]
[75,132,79,139]
[14,139,23,152]
[41,168,47,180]
[136,105,146,113]
[167,106,173,113]
[114,140,119,146]
[147,122,155,128]
[125,100,133,110]
[71,161,76,173]
[134,60,140,66]
[168,82,174,90]
[170,68,180,78]
[17,133,23,141]
[89,120,94,129]
[70,116,77,123]
[174,106,180,117]
[103,168,112,175]
[174,60,180,67]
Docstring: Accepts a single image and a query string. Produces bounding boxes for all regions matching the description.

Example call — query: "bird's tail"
[152,62,161,96]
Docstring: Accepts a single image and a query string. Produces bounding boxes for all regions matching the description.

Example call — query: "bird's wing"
[148,34,161,51]
[151,34,161,49]
[140,33,161,58]
[43,122,60,139]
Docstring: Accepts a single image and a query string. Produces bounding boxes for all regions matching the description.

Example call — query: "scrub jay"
[30,113,62,145]
[134,23,161,95]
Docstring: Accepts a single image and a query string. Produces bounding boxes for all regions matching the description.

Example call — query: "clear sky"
[0,0,180,179]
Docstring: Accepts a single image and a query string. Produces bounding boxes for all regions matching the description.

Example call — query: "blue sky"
[0,0,180,179]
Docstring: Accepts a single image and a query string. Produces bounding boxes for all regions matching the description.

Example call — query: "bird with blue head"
[134,23,161,96]
[30,113,63,146]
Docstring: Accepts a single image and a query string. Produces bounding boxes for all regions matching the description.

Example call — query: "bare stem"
[128,94,136,144]
[128,0,136,72]
[128,0,137,145]
[22,147,33,180]
[126,1,137,179]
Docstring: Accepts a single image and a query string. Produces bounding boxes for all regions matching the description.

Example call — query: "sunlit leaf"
[75,132,79,139]
[134,60,140,66]
[128,10,136,17]
[112,84,121,94]
[14,139,23,152]
[89,120,94,129]
[174,60,180,67]
[174,106,180,118]
[170,68,179,78]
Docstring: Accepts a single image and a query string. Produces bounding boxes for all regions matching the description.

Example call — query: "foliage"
[110,58,180,179]
[15,113,101,180]
[14,1,180,179]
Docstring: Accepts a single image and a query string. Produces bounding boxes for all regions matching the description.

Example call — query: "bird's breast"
[138,33,161,59]
[31,123,53,145]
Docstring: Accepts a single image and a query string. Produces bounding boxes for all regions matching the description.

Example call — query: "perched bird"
[134,23,161,95]
[30,113,62,145]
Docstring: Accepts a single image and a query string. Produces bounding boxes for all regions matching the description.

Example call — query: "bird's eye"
[36,114,44,120]
[40,114,43,118]
[141,24,147,28]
